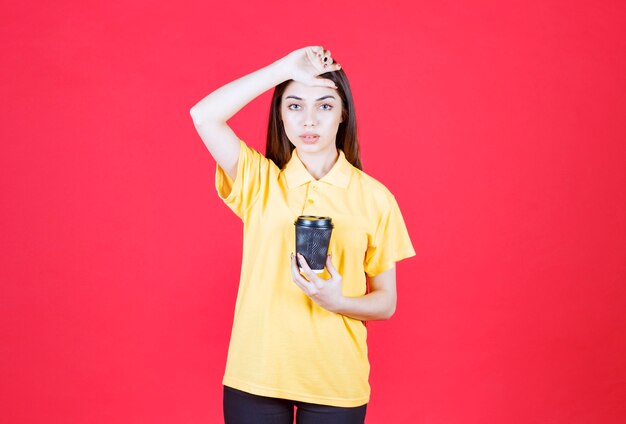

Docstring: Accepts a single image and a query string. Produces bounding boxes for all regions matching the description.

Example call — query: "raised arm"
[189,46,341,181]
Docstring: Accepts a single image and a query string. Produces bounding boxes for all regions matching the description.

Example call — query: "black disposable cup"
[294,216,334,273]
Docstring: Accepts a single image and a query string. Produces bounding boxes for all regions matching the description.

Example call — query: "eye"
[320,104,333,111]
[287,104,301,110]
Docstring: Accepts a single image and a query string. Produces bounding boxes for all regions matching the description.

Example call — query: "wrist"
[331,295,348,315]
[268,56,293,85]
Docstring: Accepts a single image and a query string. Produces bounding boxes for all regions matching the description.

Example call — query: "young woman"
[190,46,416,424]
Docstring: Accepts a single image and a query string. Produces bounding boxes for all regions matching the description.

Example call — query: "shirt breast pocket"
[328,213,369,256]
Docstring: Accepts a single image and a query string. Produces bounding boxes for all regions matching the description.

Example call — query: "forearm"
[190,56,290,126]
[333,289,397,321]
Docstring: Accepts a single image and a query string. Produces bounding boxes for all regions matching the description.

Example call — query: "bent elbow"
[190,107,226,129]
[381,305,396,320]
[189,107,203,126]
[386,299,397,320]
[385,310,396,320]
[189,106,210,127]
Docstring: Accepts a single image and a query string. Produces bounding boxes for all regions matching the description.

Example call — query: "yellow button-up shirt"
[216,139,415,407]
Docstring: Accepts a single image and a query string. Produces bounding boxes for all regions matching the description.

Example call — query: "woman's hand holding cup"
[290,253,345,313]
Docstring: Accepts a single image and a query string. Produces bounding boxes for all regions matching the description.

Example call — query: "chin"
[298,141,334,151]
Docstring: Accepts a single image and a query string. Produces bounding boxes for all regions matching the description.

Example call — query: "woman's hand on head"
[290,252,346,313]
[282,46,342,88]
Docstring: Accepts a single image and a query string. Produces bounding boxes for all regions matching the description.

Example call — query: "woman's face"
[280,81,343,156]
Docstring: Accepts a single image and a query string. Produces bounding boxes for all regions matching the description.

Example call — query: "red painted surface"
[1,1,625,422]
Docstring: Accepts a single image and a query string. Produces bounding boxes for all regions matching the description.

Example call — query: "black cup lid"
[294,215,334,228]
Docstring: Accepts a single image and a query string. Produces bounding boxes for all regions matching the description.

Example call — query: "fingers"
[321,55,341,76]
[308,45,325,59]
[290,253,310,294]
[305,46,326,71]
[290,252,308,279]
[307,46,341,73]
[320,49,335,71]
[325,254,340,279]
[290,253,316,295]
[321,50,332,66]
[328,63,342,72]
[310,45,324,55]
[312,77,338,89]
[300,253,331,291]
[291,253,326,290]
[297,253,319,282]
[305,47,318,69]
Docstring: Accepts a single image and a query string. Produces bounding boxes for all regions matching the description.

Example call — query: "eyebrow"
[284,95,337,101]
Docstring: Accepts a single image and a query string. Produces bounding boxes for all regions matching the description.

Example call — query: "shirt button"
[308,199,314,204]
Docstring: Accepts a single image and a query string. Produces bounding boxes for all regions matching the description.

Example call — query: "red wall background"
[1,0,625,422]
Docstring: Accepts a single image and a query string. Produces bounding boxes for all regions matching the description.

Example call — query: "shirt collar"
[283,148,352,189]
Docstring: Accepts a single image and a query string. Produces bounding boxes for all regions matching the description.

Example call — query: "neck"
[296,147,339,180]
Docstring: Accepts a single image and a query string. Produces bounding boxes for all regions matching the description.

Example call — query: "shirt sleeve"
[364,193,416,277]
[215,139,271,222]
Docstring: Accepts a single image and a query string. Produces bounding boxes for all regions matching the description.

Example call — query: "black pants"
[223,385,367,424]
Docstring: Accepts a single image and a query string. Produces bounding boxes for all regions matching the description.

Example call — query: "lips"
[300,133,320,143]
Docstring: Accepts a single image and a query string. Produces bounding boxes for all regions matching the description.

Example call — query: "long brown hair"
[265,67,362,170]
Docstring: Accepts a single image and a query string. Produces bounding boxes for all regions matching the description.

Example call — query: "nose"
[303,108,318,127]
